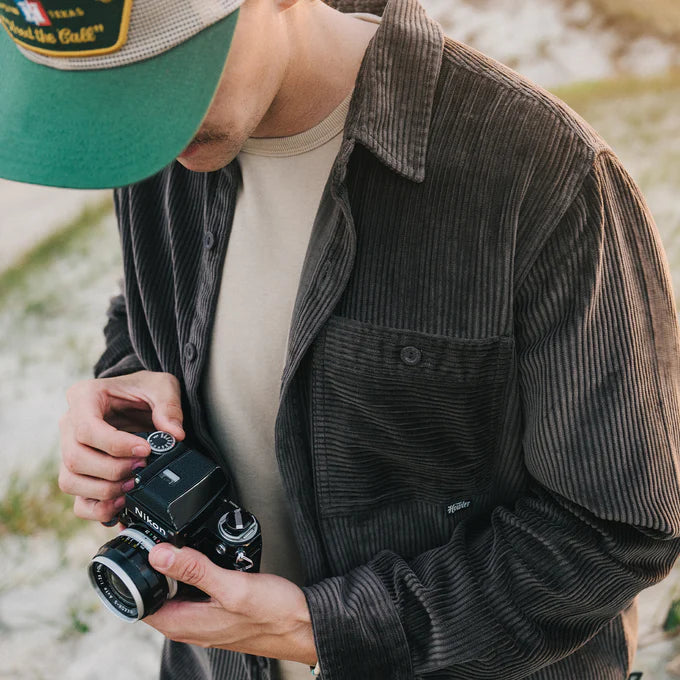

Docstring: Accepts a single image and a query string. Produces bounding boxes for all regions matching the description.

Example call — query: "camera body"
[88,431,262,622]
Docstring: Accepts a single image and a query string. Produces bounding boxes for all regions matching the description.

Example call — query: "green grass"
[61,605,95,639]
[586,0,680,42]
[552,69,680,112]
[0,463,85,539]
[0,196,113,302]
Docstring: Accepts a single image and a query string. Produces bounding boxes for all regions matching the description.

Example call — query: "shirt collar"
[344,0,444,183]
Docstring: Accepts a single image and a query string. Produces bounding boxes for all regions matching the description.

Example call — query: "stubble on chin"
[176,127,247,172]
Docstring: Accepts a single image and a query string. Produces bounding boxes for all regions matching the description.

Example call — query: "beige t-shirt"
[203,94,352,680]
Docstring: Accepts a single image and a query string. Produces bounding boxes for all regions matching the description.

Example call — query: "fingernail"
[131,460,146,472]
[113,496,126,510]
[151,545,176,570]
[121,479,135,492]
[133,445,149,457]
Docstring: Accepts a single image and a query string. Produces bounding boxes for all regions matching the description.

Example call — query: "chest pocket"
[311,316,513,517]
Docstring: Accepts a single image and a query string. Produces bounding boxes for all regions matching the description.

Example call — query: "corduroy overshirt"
[95,0,680,678]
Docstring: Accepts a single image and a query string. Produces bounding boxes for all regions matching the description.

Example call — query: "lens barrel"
[88,526,177,622]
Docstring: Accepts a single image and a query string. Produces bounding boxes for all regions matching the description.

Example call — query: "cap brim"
[0,10,239,189]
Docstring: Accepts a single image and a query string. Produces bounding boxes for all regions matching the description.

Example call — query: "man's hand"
[58,371,185,523]
[145,544,318,666]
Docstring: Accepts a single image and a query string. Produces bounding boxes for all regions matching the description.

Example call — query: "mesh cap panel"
[16,0,244,70]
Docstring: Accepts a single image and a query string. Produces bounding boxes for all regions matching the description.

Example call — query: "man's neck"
[251,3,379,139]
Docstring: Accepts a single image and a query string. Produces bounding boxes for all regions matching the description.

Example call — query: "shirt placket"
[182,163,240,463]
[275,137,359,584]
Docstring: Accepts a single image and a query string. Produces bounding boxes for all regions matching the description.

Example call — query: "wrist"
[295,619,318,666]
[298,602,318,667]
[282,586,317,666]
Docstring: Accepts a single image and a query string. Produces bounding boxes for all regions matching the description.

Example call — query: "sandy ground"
[0,526,164,680]
[0,182,110,274]
[0,211,122,494]
[427,0,679,86]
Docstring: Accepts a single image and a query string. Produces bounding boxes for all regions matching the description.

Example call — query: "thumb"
[150,398,184,441]
[149,544,221,597]
[151,415,185,442]
[144,375,185,440]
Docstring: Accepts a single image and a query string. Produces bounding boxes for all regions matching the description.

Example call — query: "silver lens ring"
[90,554,145,622]
[120,528,178,600]
[89,528,178,622]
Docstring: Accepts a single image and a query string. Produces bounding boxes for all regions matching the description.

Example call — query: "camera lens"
[106,570,137,609]
[88,526,177,622]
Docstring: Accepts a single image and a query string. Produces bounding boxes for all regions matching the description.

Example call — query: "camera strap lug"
[234,547,255,571]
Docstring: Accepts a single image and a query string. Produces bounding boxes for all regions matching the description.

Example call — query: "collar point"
[393,159,427,184]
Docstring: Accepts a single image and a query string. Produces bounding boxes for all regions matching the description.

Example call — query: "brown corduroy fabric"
[96,0,680,678]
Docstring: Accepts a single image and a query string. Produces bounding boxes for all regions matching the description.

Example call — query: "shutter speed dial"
[146,431,176,454]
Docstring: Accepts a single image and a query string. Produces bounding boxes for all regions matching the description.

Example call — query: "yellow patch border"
[0,0,134,59]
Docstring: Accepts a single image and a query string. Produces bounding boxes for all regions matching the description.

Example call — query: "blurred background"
[1,1,679,678]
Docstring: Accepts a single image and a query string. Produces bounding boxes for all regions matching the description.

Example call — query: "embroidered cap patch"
[0,0,132,57]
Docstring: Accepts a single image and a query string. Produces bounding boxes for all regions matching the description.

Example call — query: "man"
[1,0,679,678]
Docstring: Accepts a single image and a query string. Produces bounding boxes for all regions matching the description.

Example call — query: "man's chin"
[176,157,225,172]
[176,142,236,172]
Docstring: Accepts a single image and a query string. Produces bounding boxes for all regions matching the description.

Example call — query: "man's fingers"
[61,440,146,481]
[73,494,125,523]
[59,465,134,501]
[72,417,150,458]
[60,372,186,526]
[149,546,230,600]
[125,372,185,440]
[143,599,226,646]
[67,372,185,448]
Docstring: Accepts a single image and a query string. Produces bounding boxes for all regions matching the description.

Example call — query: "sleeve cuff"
[303,565,413,680]
[95,353,145,379]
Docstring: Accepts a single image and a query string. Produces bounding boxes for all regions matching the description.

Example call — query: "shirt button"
[203,231,215,250]
[184,342,197,362]
[400,346,422,366]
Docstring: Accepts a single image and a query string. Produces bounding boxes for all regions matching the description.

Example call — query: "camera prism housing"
[88,431,262,622]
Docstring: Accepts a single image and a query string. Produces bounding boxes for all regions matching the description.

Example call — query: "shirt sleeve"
[302,150,680,679]
[93,288,145,378]
[93,190,145,379]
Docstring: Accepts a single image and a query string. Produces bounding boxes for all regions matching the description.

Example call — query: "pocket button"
[184,342,198,362]
[400,346,422,366]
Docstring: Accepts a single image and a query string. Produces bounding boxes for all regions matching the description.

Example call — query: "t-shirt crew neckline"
[240,91,353,158]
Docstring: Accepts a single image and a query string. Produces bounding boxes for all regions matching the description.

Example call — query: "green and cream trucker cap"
[0,0,243,188]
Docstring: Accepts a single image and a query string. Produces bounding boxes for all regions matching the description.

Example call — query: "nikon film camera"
[88,431,262,622]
